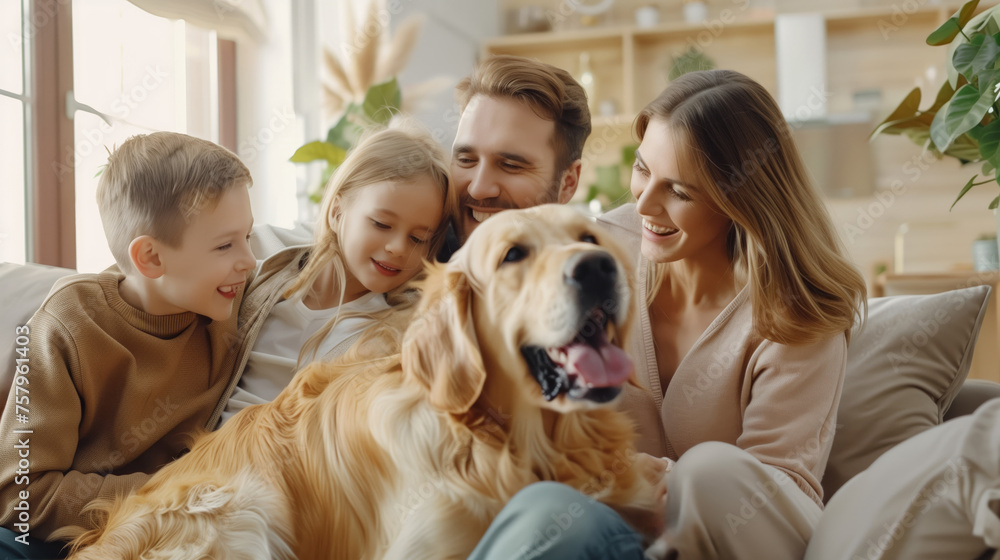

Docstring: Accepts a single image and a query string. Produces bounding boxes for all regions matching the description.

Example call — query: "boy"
[0,132,256,555]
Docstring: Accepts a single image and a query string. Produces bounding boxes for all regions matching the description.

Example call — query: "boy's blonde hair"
[287,118,455,364]
[97,131,252,271]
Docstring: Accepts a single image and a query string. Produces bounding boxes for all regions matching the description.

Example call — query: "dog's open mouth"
[521,308,633,403]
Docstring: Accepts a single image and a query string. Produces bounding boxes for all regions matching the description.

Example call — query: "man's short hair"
[455,54,592,175]
[96,131,252,271]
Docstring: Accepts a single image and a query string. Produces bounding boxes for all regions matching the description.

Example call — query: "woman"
[470,69,867,559]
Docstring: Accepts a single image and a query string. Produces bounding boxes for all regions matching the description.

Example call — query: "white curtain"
[125,0,268,40]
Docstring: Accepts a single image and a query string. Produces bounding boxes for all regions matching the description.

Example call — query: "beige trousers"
[805,399,1000,560]
[662,441,822,559]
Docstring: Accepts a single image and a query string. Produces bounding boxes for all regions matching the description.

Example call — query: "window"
[0,0,29,264]
[11,0,233,271]
[71,0,220,272]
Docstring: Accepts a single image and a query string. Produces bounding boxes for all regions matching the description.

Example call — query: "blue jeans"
[468,482,646,560]
[0,528,67,560]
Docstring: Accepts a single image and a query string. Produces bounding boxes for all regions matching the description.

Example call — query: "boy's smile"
[147,185,256,321]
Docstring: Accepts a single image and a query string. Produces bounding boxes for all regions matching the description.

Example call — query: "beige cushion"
[0,262,75,411]
[822,285,992,501]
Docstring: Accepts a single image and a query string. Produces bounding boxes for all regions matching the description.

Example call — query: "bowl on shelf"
[505,6,551,34]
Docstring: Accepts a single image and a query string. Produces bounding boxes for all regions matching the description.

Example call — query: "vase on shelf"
[683,0,708,24]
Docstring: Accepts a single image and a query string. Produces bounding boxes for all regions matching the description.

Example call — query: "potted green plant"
[667,47,716,81]
[871,0,1000,210]
[289,0,447,203]
[586,144,638,211]
[290,78,402,202]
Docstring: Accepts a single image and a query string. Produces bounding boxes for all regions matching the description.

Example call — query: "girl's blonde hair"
[637,70,866,344]
[287,118,455,364]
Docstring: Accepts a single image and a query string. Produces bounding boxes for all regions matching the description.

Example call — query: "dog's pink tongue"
[564,341,633,387]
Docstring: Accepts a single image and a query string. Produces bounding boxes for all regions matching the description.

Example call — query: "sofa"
[2,259,999,534]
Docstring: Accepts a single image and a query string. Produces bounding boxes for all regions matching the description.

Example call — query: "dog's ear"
[402,262,486,414]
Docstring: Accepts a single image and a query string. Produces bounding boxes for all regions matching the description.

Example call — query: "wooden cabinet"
[485,3,961,120]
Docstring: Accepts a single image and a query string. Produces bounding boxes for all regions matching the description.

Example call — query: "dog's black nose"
[565,252,617,308]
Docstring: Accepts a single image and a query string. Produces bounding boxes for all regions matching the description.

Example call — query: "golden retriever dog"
[67,204,662,560]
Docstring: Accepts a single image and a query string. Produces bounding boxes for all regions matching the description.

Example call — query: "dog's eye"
[580,233,599,244]
[502,246,528,264]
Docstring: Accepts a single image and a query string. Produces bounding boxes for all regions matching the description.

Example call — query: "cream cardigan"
[598,204,846,505]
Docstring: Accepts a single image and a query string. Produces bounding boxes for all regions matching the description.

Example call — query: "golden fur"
[67,205,660,560]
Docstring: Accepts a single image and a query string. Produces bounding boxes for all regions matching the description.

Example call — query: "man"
[449,56,661,560]
[448,54,593,245]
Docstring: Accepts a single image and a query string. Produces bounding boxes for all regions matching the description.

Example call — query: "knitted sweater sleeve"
[0,308,149,541]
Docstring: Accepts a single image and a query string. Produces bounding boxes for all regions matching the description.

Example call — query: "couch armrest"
[0,262,76,413]
[944,379,1000,422]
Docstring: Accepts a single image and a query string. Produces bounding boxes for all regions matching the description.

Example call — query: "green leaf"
[902,124,934,151]
[289,141,347,165]
[928,0,980,46]
[958,0,981,29]
[309,164,341,204]
[930,83,996,151]
[930,98,953,149]
[931,78,961,113]
[943,133,986,162]
[621,144,637,167]
[951,174,980,210]
[954,33,1000,83]
[990,194,1000,209]
[875,114,933,140]
[970,118,1000,168]
[985,12,1000,37]
[871,87,922,139]
[325,108,366,151]
[953,34,987,78]
[362,77,402,125]
[965,6,1000,35]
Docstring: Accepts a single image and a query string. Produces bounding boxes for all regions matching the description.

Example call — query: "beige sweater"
[0,270,241,539]
[598,204,846,505]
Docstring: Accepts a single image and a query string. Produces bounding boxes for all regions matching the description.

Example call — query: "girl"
[469,70,867,559]
[217,120,455,424]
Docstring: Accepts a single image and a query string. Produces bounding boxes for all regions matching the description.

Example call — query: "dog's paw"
[644,534,671,560]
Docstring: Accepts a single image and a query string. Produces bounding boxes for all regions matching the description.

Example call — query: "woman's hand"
[634,452,673,506]
[633,453,674,559]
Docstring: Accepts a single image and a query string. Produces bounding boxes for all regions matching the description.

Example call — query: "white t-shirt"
[220,291,389,424]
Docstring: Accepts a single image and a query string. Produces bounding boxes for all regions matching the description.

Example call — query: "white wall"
[393,0,500,148]
[235,0,315,229]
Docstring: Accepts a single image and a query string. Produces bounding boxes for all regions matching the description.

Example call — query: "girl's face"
[630,118,732,264]
[336,177,444,300]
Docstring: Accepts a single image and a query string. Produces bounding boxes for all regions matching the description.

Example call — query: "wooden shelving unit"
[485,3,958,129]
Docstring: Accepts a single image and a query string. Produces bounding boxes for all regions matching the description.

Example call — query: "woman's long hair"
[637,70,866,344]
